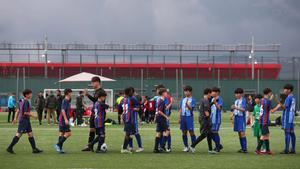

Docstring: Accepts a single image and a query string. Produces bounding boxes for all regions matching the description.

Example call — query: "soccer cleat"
[32,148,43,154]
[182,147,190,152]
[289,150,296,154]
[81,146,93,152]
[153,149,162,153]
[128,147,133,152]
[265,150,273,155]
[190,147,196,154]
[280,150,289,154]
[95,149,106,153]
[6,148,15,154]
[54,144,61,153]
[255,150,263,155]
[208,150,217,154]
[238,149,248,153]
[121,149,132,154]
[166,148,172,153]
[135,148,144,153]
[261,149,266,153]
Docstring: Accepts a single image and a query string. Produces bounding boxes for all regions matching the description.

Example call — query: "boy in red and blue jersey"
[55,89,72,154]
[178,85,197,152]
[88,90,108,153]
[7,89,43,154]
[210,87,223,152]
[255,88,274,155]
[231,88,248,153]
[153,88,169,153]
[120,87,140,154]
[272,84,296,154]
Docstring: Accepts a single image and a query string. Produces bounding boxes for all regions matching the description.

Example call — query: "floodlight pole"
[44,34,48,78]
[251,36,255,80]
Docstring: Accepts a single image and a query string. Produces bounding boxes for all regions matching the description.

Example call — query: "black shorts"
[18,120,32,133]
[156,120,168,133]
[89,116,95,128]
[124,123,136,135]
[59,121,71,133]
[96,127,105,136]
[261,124,269,135]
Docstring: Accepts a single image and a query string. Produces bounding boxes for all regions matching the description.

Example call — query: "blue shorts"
[180,116,194,131]
[59,120,71,133]
[156,120,168,133]
[18,120,32,133]
[234,116,246,132]
[96,127,105,136]
[282,123,294,131]
[211,123,220,132]
[124,123,136,135]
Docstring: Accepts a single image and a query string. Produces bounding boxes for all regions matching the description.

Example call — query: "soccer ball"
[100,143,108,152]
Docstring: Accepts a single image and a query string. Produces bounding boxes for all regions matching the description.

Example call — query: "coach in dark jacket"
[35,91,45,125]
[45,91,57,125]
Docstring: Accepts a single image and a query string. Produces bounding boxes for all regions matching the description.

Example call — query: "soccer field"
[0,112,299,169]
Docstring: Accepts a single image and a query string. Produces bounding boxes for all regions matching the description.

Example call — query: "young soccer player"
[231,88,248,153]
[251,94,266,152]
[190,88,216,154]
[255,88,274,155]
[87,90,108,153]
[7,89,43,154]
[82,76,106,151]
[272,84,296,154]
[153,88,169,153]
[165,90,173,152]
[55,88,72,154]
[120,87,140,154]
[210,87,223,152]
[179,85,196,152]
[128,87,144,153]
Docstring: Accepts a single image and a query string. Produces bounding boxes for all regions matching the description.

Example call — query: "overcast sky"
[0,0,299,57]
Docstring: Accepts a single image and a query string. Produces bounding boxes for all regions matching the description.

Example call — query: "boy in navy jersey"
[55,89,72,154]
[153,88,169,153]
[255,88,274,155]
[7,89,43,154]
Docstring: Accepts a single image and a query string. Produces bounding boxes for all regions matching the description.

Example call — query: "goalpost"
[43,89,114,109]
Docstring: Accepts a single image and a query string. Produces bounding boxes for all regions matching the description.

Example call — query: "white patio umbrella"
[59,72,116,82]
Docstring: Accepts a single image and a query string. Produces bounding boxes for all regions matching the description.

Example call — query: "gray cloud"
[0,0,299,57]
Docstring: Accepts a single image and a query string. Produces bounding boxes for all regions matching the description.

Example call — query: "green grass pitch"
[0,111,299,169]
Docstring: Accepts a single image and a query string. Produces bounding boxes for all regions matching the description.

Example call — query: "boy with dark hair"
[210,87,223,152]
[191,88,216,154]
[120,87,140,154]
[272,84,296,154]
[7,89,43,154]
[231,88,248,153]
[87,90,108,153]
[153,88,169,153]
[82,76,106,151]
[55,88,72,154]
[179,85,196,152]
[255,88,274,155]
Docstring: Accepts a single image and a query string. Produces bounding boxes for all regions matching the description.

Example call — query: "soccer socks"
[285,132,291,152]
[290,132,296,151]
[8,136,20,149]
[191,134,196,145]
[167,135,172,149]
[122,136,131,150]
[256,139,264,151]
[128,138,133,148]
[135,134,142,148]
[212,133,221,149]
[97,136,105,150]
[28,137,37,150]
[88,131,96,144]
[265,139,270,151]
[182,135,188,147]
[154,137,160,150]
[91,136,100,146]
[239,137,247,151]
[57,136,67,149]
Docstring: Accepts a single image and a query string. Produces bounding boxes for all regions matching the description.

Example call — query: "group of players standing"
[6,75,297,155]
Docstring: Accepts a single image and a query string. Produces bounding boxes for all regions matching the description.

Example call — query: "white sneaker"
[166,148,171,153]
[190,147,196,153]
[135,147,144,153]
[182,147,190,152]
[121,149,132,154]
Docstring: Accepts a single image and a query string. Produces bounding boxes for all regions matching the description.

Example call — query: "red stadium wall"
[0,62,281,79]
